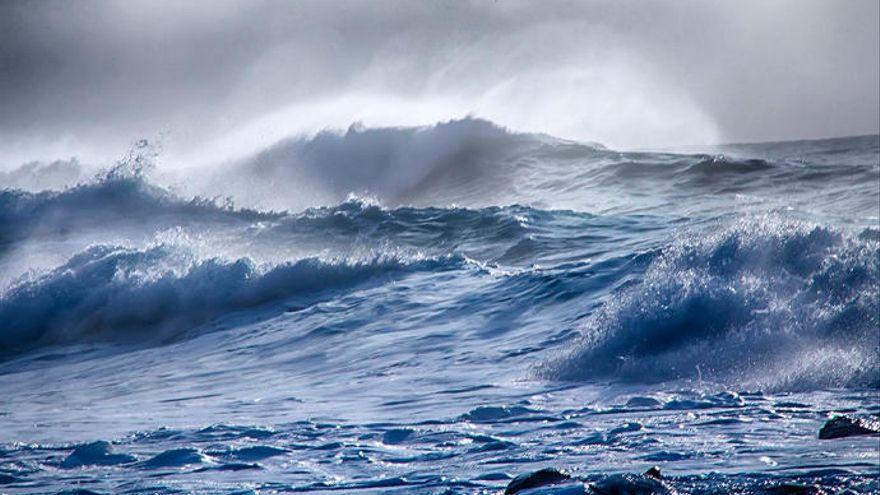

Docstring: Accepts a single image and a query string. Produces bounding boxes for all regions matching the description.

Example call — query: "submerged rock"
[818,416,880,439]
[61,440,136,468]
[590,473,675,495]
[505,468,572,494]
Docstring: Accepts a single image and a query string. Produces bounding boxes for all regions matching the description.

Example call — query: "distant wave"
[0,173,275,254]
[0,244,463,355]
[226,120,877,210]
[220,117,555,209]
[543,217,880,391]
[603,154,774,180]
[248,118,540,196]
[582,152,878,193]
[3,121,877,216]
[0,157,85,192]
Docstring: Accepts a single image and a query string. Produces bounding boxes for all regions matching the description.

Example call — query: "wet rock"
[643,466,662,479]
[818,416,880,439]
[61,441,136,468]
[505,468,572,494]
[590,473,675,495]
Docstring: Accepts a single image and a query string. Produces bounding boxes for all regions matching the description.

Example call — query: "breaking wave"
[0,171,274,254]
[544,217,880,390]
[0,243,464,354]
[237,118,545,206]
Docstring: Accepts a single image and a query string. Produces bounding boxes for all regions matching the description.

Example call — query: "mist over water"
[2,0,878,167]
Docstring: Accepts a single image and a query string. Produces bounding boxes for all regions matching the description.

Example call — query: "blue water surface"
[0,120,878,494]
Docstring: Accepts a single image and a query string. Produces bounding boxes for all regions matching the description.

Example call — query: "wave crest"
[219,118,557,209]
[0,244,462,355]
[0,173,275,253]
[543,217,880,390]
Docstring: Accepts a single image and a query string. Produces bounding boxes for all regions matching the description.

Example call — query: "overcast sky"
[1,0,878,166]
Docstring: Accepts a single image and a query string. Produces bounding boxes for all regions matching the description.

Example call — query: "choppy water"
[0,119,878,494]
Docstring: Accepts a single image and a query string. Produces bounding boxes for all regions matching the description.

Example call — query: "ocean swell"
[0,174,275,256]
[0,244,463,355]
[544,217,880,390]
[205,118,567,210]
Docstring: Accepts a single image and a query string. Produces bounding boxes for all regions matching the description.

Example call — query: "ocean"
[0,119,878,494]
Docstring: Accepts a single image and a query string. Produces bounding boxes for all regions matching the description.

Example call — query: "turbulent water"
[0,119,878,494]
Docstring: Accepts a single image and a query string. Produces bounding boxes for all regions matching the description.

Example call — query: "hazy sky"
[1,0,878,166]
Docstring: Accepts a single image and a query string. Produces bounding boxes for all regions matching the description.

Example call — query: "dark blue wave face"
[0,121,878,494]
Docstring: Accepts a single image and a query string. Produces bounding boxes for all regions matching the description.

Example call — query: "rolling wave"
[0,174,274,254]
[235,118,547,207]
[543,217,880,390]
[269,197,612,266]
[0,243,463,355]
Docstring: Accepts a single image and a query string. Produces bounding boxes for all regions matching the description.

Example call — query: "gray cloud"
[1,0,877,166]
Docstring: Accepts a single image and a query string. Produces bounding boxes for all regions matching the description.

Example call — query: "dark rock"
[591,473,675,494]
[643,466,662,479]
[818,416,880,439]
[61,441,136,468]
[505,468,572,494]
